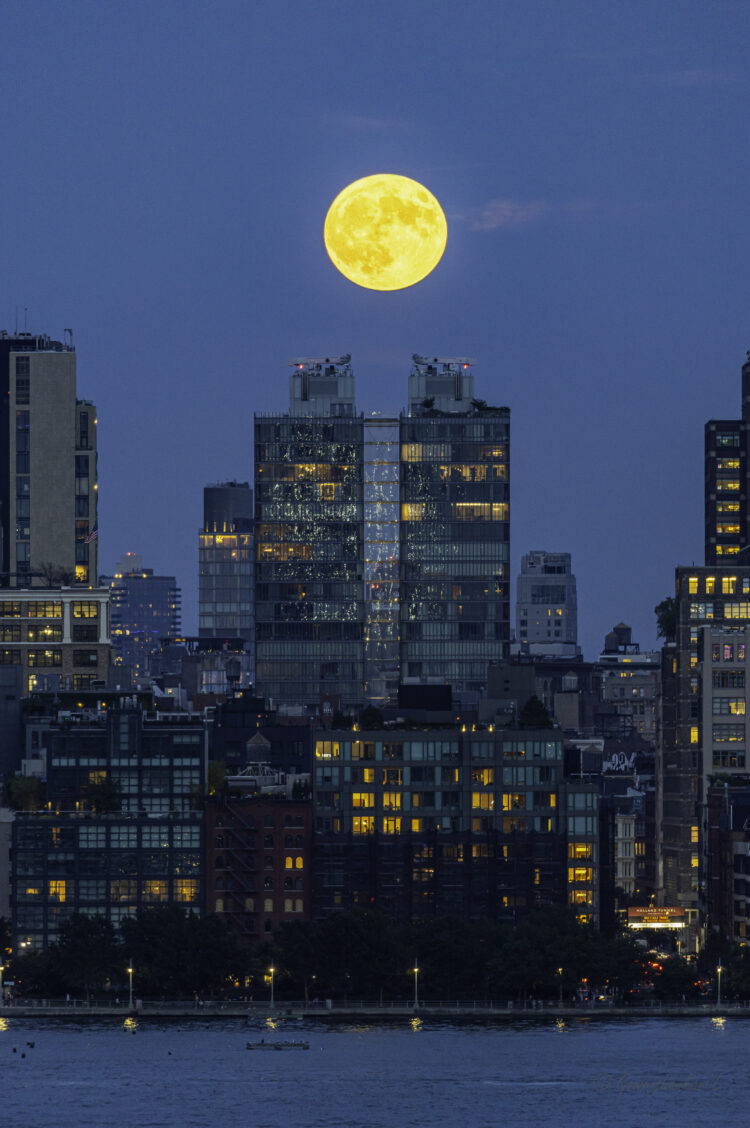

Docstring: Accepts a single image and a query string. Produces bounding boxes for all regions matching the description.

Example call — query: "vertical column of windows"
[15,406,30,578]
[363,419,400,706]
[75,453,89,582]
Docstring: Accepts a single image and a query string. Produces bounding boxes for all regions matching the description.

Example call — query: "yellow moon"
[324,173,447,291]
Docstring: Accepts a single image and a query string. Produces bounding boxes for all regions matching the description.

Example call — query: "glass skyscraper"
[254,355,510,710]
[255,357,364,708]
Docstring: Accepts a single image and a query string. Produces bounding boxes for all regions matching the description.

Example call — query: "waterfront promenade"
[1,998,747,1021]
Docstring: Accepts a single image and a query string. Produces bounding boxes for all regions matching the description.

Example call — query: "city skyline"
[2,2,750,657]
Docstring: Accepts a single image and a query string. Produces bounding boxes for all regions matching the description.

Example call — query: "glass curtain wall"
[363,418,400,706]
[399,411,510,700]
[254,416,365,709]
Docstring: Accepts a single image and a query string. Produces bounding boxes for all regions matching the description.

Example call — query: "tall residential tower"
[0,330,98,587]
[254,355,510,711]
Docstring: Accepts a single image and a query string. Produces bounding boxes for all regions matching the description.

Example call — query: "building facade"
[704,353,750,565]
[0,330,98,588]
[0,588,109,696]
[104,553,181,681]
[11,696,206,950]
[204,797,313,941]
[198,482,254,657]
[514,550,579,658]
[254,354,510,711]
[312,726,599,925]
[659,566,750,947]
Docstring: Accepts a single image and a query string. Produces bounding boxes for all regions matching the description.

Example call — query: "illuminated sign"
[627,907,687,930]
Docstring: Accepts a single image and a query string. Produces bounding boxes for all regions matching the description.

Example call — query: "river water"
[0,1015,739,1127]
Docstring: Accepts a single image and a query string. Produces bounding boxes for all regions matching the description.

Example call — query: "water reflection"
[710,1017,726,1030]
[265,1017,278,1030]
[410,1017,423,1032]
[0,1017,9,1033]
[123,1017,138,1033]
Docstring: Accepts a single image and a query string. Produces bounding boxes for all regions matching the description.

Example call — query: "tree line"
[5,905,748,1004]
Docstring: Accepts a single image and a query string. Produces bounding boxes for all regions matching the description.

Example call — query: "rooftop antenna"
[23,307,28,332]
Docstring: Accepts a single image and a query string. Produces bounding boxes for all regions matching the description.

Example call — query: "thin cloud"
[453,198,596,232]
[468,199,549,230]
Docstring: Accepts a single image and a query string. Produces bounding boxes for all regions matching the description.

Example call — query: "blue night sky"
[2,1,749,658]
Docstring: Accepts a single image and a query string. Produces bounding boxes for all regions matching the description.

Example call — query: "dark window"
[72,624,98,642]
[73,650,99,668]
[15,357,30,404]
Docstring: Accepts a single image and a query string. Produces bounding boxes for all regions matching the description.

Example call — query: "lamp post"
[127,962,134,1010]
[412,961,419,1009]
[269,965,275,1009]
[557,967,563,1008]
[717,962,723,1008]
[0,963,4,1008]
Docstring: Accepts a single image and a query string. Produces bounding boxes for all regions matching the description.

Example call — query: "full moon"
[324,173,448,291]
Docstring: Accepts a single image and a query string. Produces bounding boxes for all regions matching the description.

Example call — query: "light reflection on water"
[0,1017,744,1128]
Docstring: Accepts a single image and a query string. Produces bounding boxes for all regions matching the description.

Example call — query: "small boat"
[246,1040,310,1051]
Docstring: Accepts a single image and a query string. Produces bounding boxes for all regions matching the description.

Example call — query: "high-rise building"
[198,482,254,647]
[255,356,364,709]
[513,550,579,658]
[704,353,750,565]
[400,356,510,698]
[254,354,510,711]
[658,565,750,950]
[0,329,98,587]
[104,553,181,680]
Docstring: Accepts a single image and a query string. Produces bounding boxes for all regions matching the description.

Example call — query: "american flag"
[84,522,98,544]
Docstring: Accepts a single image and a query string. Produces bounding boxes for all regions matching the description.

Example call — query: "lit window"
[48,880,66,902]
[690,726,699,744]
[688,576,699,594]
[143,880,168,903]
[352,816,374,836]
[173,879,198,903]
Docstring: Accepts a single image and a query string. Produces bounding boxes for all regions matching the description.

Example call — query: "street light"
[557,967,563,1008]
[0,963,4,1008]
[127,962,134,1010]
[717,962,723,1008]
[269,966,275,1009]
[412,961,419,1009]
